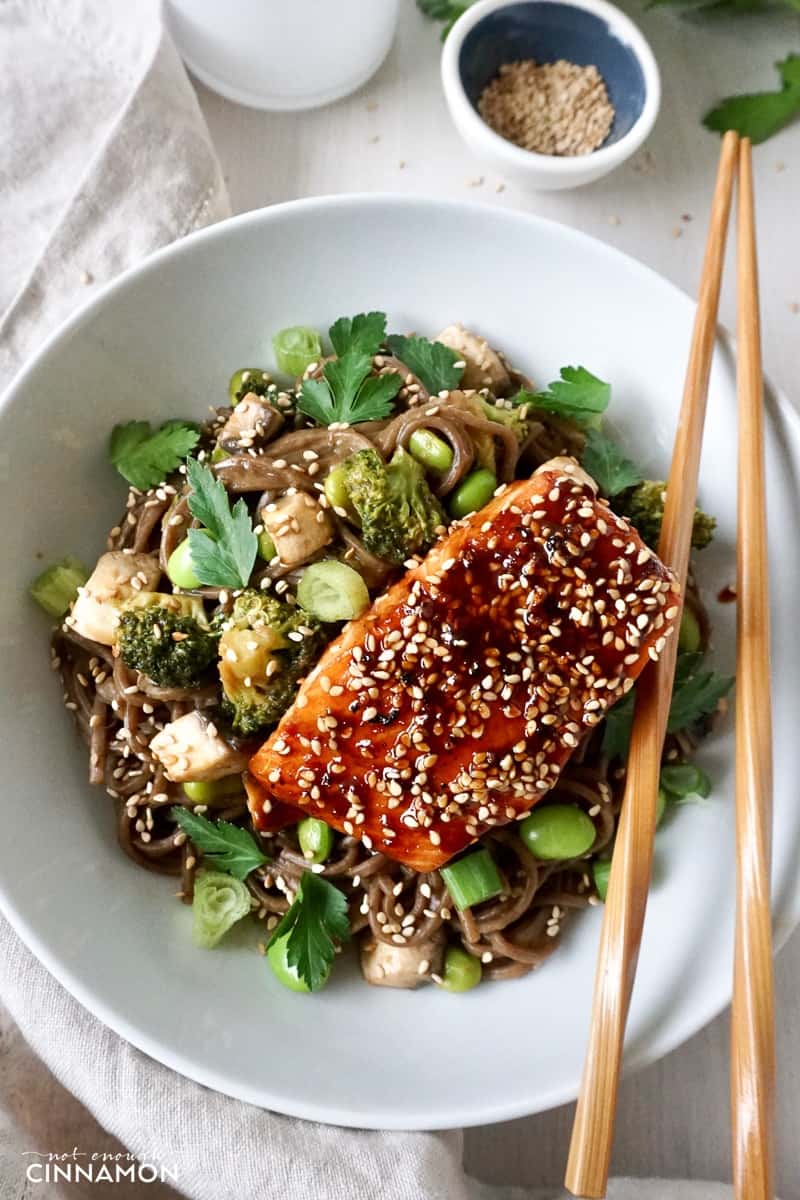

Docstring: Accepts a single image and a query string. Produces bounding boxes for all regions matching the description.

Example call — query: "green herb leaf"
[268,871,350,992]
[416,0,474,36]
[385,334,464,393]
[581,429,643,496]
[298,350,402,426]
[601,690,636,760]
[109,420,200,490]
[329,311,387,358]
[173,807,268,879]
[514,366,611,429]
[704,55,800,144]
[601,653,734,761]
[185,458,257,589]
[667,654,734,732]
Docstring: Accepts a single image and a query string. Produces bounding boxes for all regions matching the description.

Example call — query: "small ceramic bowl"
[441,0,660,190]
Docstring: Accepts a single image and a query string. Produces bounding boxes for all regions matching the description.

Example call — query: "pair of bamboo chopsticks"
[564,131,775,1200]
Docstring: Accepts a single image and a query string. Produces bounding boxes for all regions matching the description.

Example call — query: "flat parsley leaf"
[514,366,611,429]
[601,690,636,760]
[385,334,464,393]
[298,349,402,426]
[704,55,800,144]
[109,420,199,490]
[601,653,734,761]
[667,653,734,732]
[329,311,387,358]
[416,0,474,38]
[268,871,350,992]
[185,458,257,589]
[173,807,267,880]
[581,428,643,496]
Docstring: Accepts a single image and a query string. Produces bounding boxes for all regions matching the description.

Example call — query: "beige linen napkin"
[0,3,767,1198]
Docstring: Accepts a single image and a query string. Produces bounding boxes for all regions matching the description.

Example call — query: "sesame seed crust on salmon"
[248,457,681,872]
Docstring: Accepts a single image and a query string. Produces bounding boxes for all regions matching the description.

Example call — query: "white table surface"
[194,3,800,1193]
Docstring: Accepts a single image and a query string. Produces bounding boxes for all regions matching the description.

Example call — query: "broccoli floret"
[117,604,218,688]
[218,589,321,737]
[479,397,530,442]
[617,480,716,551]
[340,447,446,565]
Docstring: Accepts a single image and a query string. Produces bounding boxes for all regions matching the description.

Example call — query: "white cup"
[165,0,400,111]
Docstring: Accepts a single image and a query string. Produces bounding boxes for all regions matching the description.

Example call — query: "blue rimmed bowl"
[441,0,660,190]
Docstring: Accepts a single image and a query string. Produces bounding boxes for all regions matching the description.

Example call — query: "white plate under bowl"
[1,196,799,1131]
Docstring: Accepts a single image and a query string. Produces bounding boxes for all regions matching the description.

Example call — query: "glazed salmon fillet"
[249,457,681,872]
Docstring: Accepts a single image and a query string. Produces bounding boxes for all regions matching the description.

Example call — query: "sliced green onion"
[660,763,712,799]
[210,445,228,464]
[297,559,369,622]
[437,946,482,993]
[228,367,269,406]
[191,870,251,948]
[518,805,596,861]
[408,429,454,474]
[593,859,611,901]
[678,607,702,653]
[257,530,276,562]
[183,776,245,804]
[30,556,88,618]
[272,326,323,377]
[297,817,334,864]
[448,468,497,519]
[267,932,315,993]
[441,848,503,911]
[166,538,201,589]
[324,464,350,513]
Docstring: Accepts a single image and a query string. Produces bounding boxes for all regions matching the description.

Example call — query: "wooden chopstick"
[564,129,741,1199]
[731,136,775,1200]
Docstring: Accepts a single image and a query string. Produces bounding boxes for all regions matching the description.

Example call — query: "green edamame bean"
[519,805,596,861]
[448,469,497,519]
[408,429,454,474]
[678,607,702,653]
[593,859,611,901]
[267,933,314,993]
[183,776,245,803]
[257,530,276,561]
[166,538,201,589]
[324,465,350,513]
[660,763,711,799]
[438,946,482,993]
[297,817,334,864]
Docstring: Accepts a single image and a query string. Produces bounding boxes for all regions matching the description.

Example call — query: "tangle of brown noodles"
[50,369,709,984]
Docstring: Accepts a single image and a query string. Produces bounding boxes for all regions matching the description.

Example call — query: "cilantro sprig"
[602,652,734,760]
[298,312,402,426]
[185,458,257,589]
[514,367,611,429]
[109,420,200,490]
[704,55,800,145]
[416,0,474,38]
[268,871,350,992]
[173,807,268,879]
[581,428,643,497]
[329,311,387,358]
[385,334,464,394]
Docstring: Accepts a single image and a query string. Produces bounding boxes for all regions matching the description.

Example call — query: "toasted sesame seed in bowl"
[441,0,661,190]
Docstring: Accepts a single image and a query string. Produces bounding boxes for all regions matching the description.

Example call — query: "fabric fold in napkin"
[0,3,775,1199]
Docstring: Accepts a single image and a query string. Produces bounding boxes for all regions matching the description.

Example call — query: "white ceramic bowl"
[441,0,661,190]
[1,196,799,1130]
[164,0,400,112]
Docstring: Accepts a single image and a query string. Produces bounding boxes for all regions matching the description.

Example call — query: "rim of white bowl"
[441,0,661,177]
[2,195,799,1131]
